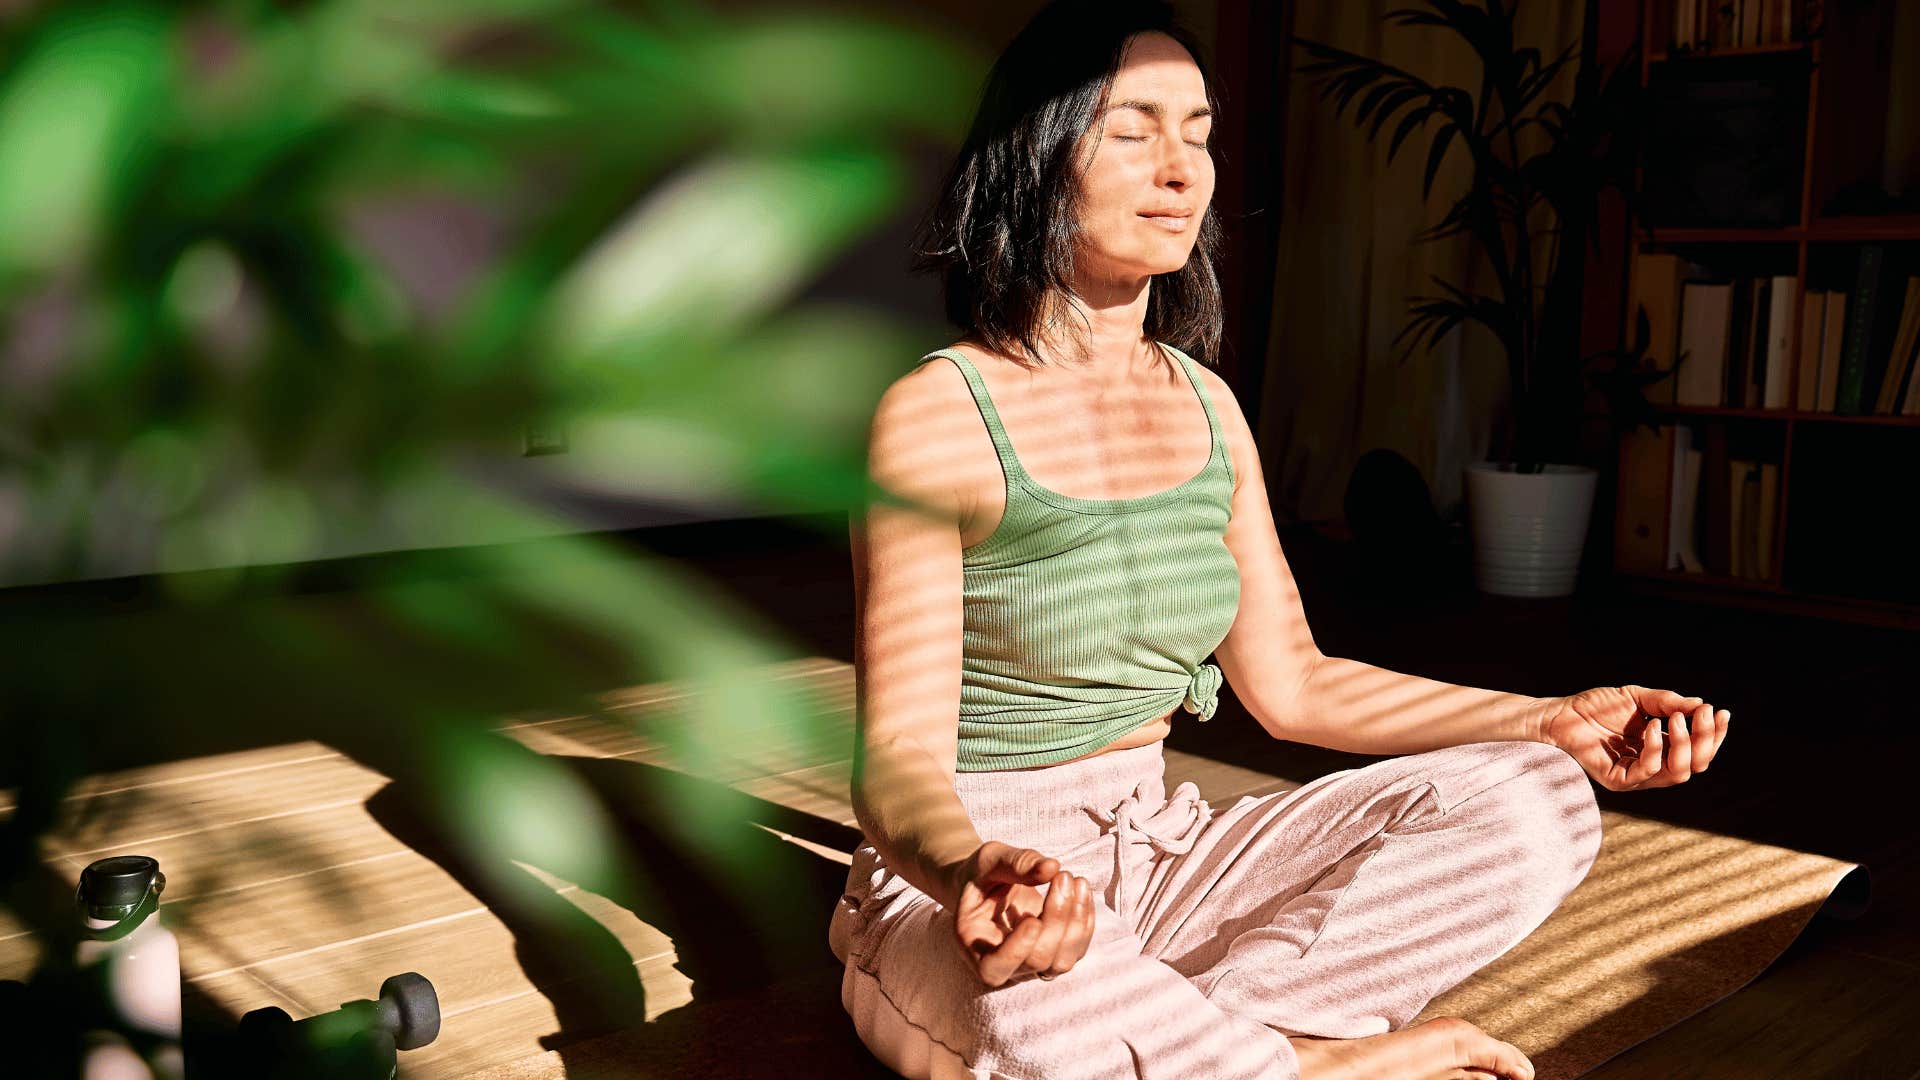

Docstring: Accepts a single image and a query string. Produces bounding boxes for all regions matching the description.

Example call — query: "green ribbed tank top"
[921,343,1241,772]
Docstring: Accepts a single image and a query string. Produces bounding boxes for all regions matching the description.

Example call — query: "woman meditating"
[829,3,1730,1077]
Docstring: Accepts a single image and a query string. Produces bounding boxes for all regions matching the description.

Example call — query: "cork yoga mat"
[1414,811,1869,1079]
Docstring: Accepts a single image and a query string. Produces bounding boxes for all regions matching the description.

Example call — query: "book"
[1676,282,1734,406]
[1700,424,1732,576]
[1794,288,1825,410]
[1668,426,1706,573]
[1727,277,1755,406]
[1711,1,1737,47]
[1667,428,1686,571]
[1888,322,1920,414]
[1728,458,1753,579]
[1816,290,1847,411]
[1676,0,1697,49]
[1741,0,1762,46]
[1757,461,1779,580]
[1873,276,1920,414]
[1762,274,1794,409]
[1628,253,1687,404]
[1905,315,1920,412]
[1748,277,1771,406]
[1835,245,1904,414]
[1618,424,1674,574]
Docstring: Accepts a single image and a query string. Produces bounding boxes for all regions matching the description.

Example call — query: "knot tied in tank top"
[921,344,1241,773]
[1182,662,1224,721]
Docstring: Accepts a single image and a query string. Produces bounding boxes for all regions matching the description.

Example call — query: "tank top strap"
[1159,343,1234,490]
[919,348,1028,481]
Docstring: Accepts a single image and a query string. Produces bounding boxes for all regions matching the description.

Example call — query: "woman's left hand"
[1538,685,1730,791]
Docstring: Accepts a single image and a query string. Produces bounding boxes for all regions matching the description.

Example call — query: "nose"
[1157,137,1196,191]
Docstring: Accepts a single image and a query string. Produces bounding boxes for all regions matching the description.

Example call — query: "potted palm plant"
[1293,0,1651,597]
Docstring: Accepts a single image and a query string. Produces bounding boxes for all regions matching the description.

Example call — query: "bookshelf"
[1613,0,1920,628]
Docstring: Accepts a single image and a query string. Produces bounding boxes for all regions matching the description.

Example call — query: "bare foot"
[1288,1016,1534,1080]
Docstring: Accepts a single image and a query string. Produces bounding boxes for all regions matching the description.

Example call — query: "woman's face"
[1072,31,1215,285]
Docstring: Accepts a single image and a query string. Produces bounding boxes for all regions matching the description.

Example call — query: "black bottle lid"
[78,855,163,913]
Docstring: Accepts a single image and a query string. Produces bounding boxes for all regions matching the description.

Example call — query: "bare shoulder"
[865,348,997,523]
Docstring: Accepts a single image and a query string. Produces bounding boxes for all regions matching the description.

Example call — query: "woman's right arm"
[848,363,982,914]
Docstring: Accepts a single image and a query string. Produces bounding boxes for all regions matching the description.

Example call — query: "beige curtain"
[1257,0,1585,527]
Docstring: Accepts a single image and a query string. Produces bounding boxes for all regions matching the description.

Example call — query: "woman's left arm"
[1202,373,1729,789]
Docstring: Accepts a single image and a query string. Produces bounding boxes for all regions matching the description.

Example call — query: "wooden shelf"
[1648,41,1813,64]
[1617,571,1920,630]
[1807,215,1920,241]
[1653,405,1920,425]
[1641,216,1920,245]
[1645,226,1803,243]
[1632,569,1784,593]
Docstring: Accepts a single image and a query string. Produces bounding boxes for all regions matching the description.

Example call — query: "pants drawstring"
[1088,779,1213,923]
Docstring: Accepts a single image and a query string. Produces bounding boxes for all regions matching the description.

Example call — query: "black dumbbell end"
[376,972,439,1051]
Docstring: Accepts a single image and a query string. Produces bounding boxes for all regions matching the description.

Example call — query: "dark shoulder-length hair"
[910,0,1226,369]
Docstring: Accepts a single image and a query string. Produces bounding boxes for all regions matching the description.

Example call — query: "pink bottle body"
[74,856,183,1080]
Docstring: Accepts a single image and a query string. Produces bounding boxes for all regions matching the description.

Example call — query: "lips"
[1139,211,1192,231]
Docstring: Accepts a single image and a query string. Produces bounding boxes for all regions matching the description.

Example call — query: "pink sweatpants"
[827,739,1602,1080]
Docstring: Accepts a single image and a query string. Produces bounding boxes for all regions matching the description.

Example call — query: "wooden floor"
[3,518,1918,1078]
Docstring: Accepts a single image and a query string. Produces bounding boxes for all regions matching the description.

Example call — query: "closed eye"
[1114,135,1210,149]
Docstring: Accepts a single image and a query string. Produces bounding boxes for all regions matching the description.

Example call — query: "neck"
[1036,271,1157,389]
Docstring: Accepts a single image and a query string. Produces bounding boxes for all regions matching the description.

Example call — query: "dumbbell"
[236,972,438,1078]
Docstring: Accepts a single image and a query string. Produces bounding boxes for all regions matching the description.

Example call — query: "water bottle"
[74,855,183,1080]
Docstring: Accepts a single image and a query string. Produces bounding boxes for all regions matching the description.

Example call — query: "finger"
[956,914,1004,954]
[1021,873,1076,973]
[953,905,1008,968]
[978,916,1043,987]
[1030,879,1104,978]
[1634,685,1703,720]
[1661,712,1692,784]
[1689,702,1716,771]
[987,849,1058,888]
[1624,716,1665,788]
[1462,1036,1533,1080]
[1710,706,1731,764]
[1055,878,1096,973]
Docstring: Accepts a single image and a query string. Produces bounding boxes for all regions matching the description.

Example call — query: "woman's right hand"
[946,841,1096,987]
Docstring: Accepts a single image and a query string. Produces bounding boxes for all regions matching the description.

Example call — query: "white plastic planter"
[1462,462,1599,598]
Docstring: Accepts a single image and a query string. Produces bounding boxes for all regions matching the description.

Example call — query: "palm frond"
[1412,196,1477,242]
[1422,122,1460,201]
[1385,102,1436,162]
[1522,41,1579,103]
[1291,36,1438,128]
[1368,85,1432,142]
[1388,275,1518,364]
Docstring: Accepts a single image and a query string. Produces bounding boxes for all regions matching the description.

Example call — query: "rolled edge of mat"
[1815,862,1872,922]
